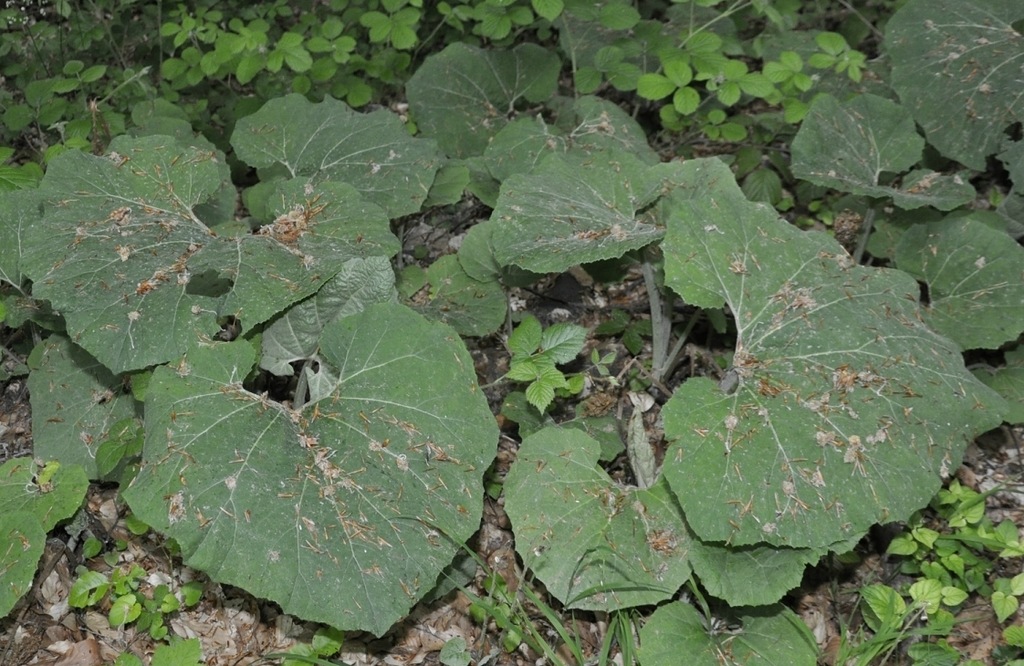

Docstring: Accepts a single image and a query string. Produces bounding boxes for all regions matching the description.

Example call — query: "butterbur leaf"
[974,349,1024,424]
[403,255,506,337]
[0,189,44,288]
[791,94,974,210]
[687,539,819,607]
[123,303,497,636]
[232,94,444,217]
[894,217,1024,350]
[661,158,1005,548]
[638,602,818,666]
[484,96,657,183]
[22,141,398,373]
[490,151,672,273]
[887,0,1024,170]
[0,456,88,532]
[28,336,139,479]
[406,43,561,157]
[0,511,45,618]
[504,427,691,611]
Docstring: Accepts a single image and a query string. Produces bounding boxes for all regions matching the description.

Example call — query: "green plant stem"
[641,258,671,381]
[852,208,875,265]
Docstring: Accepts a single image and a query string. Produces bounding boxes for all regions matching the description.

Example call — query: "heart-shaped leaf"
[661,158,1004,547]
[261,256,396,376]
[894,217,1024,350]
[123,303,497,635]
[687,539,819,607]
[887,0,1024,170]
[232,94,444,217]
[504,427,691,611]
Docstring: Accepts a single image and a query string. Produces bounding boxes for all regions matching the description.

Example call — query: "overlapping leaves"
[19,136,397,373]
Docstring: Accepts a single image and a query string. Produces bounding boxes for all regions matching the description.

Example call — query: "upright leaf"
[661,158,1004,548]
[504,427,691,611]
[232,94,444,217]
[886,0,1024,170]
[406,43,561,158]
[123,304,498,636]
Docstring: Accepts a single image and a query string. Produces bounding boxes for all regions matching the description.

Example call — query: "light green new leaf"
[638,602,818,666]
[687,539,819,607]
[123,303,497,636]
[490,151,671,273]
[791,94,974,210]
[232,94,444,217]
[27,336,139,479]
[661,158,1004,548]
[887,0,1024,170]
[540,322,587,364]
[406,43,561,158]
[895,217,1024,350]
[261,256,396,376]
[504,427,691,611]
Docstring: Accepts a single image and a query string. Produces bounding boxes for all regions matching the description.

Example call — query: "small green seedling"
[505,314,587,412]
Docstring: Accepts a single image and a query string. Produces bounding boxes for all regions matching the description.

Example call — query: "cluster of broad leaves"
[0,0,1021,660]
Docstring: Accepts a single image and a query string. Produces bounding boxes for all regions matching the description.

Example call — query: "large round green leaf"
[894,217,1024,350]
[661,158,1005,548]
[406,43,561,158]
[887,0,1024,170]
[232,94,444,218]
[28,336,139,479]
[504,427,691,611]
[123,303,498,636]
[490,151,673,273]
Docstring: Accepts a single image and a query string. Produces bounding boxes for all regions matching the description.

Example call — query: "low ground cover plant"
[2,0,1023,663]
